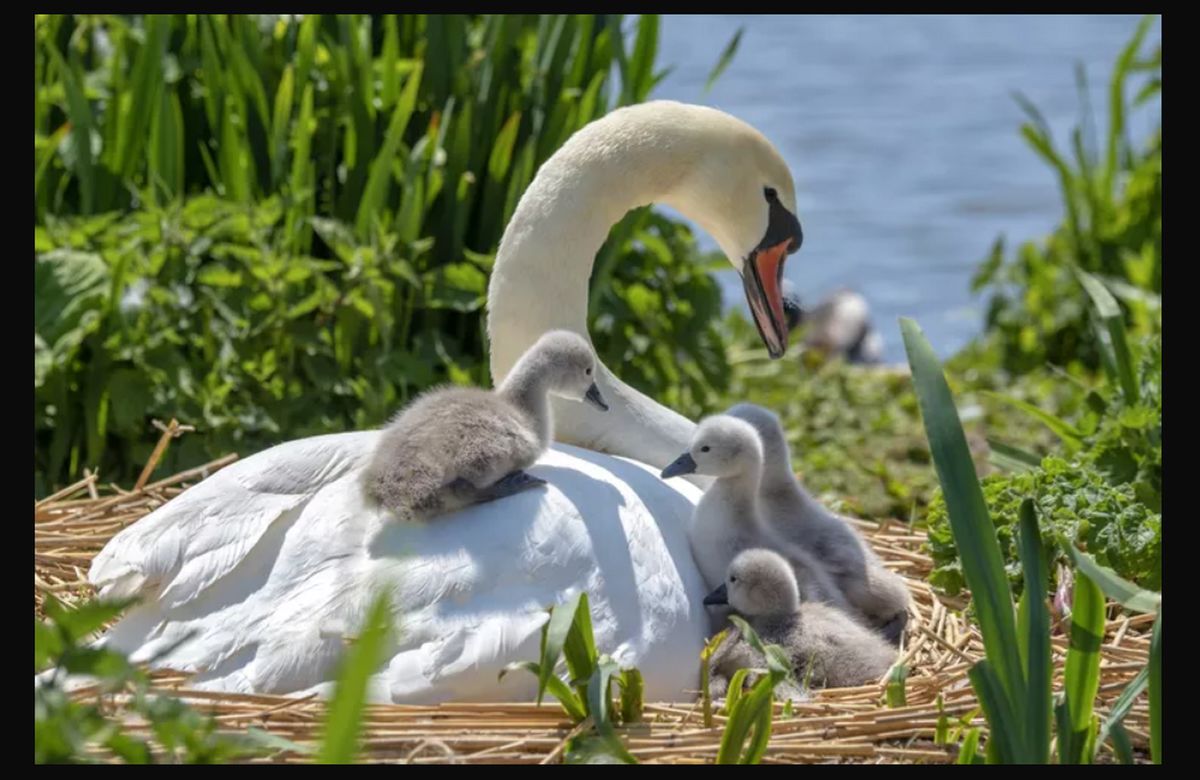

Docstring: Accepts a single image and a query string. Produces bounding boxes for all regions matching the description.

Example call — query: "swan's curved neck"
[487,110,711,471]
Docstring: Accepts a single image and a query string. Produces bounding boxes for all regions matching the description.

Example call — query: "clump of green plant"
[35,595,302,764]
[707,616,797,764]
[926,456,1161,598]
[499,593,642,764]
[971,16,1160,376]
[34,14,741,496]
[904,316,1161,764]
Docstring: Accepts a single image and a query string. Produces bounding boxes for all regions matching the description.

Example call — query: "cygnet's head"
[523,330,608,411]
[660,414,762,480]
[703,548,800,616]
[724,403,791,466]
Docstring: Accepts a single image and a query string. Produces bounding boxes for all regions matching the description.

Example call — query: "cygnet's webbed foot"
[879,611,908,647]
[478,470,548,502]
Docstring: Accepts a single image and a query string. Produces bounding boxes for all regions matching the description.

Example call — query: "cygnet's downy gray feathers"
[363,330,607,521]
[706,549,898,694]
[660,415,852,614]
[725,403,911,644]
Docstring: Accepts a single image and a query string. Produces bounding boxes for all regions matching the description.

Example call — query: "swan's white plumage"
[90,433,709,702]
[85,101,798,703]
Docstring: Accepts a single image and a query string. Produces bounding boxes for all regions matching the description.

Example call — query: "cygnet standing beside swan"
[723,403,911,644]
[85,101,806,703]
[364,330,608,522]
[660,415,852,613]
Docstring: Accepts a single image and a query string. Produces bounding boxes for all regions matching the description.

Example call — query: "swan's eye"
[764,186,778,201]
[700,446,711,453]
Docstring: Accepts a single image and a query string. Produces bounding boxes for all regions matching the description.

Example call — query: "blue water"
[651,15,1160,362]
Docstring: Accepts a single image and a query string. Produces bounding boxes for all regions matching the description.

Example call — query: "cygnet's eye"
[729,576,738,583]
[700,445,711,453]
[586,367,592,375]
[763,186,778,201]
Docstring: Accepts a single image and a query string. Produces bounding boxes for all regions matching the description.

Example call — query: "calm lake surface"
[652,14,1159,362]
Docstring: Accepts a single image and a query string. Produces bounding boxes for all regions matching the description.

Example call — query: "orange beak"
[743,239,791,359]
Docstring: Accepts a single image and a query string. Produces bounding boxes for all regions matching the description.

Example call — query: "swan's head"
[703,548,800,616]
[660,414,761,480]
[662,105,804,359]
[527,330,608,412]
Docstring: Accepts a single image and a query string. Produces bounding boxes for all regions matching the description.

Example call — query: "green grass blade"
[1104,15,1153,198]
[487,111,522,182]
[957,728,983,764]
[1061,571,1104,764]
[1149,607,1161,763]
[498,661,586,721]
[705,26,744,93]
[967,660,1021,763]
[586,656,638,763]
[1017,499,1052,763]
[317,593,394,764]
[1109,722,1135,764]
[115,15,168,180]
[628,15,659,103]
[741,690,774,764]
[1095,665,1147,759]
[538,592,585,707]
[1060,543,1160,614]
[617,668,644,724]
[699,629,727,728]
[724,668,751,715]
[45,44,96,214]
[719,671,782,764]
[901,318,1024,705]
[886,664,908,708]
[986,438,1042,472]
[1076,269,1139,404]
[982,391,1085,449]
[269,64,295,187]
[563,593,599,700]
[355,66,424,237]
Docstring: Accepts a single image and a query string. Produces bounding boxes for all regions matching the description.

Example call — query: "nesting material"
[35,447,1153,764]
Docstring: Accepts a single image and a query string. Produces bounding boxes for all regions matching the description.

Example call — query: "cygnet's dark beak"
[584,382,609,412]
[703,583,729,606]
[660,452,697,479]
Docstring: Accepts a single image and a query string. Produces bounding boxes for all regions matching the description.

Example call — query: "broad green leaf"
[902,319,1024,705]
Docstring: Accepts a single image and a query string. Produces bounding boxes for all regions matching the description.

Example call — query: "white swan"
[86,101,804,703]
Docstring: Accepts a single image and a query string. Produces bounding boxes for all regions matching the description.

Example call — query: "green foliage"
[714,616,796,765]
[34,14,737,494]
[971,16,1161,375]
[500,592,638,764]
[926,456,1161,599]
[35,595,308,764]
[903,318,1160,764]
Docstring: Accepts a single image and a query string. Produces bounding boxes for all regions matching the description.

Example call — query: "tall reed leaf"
[1149,607,1161,763]
[901,319,1024,708]
[1076,269,1139,404]
[1017,499,1052,763]
[1061,543,1160,613]
[705,27,744,93]
[1059,571,1104,763]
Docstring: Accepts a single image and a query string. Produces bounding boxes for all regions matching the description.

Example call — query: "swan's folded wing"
[89,432,374,609]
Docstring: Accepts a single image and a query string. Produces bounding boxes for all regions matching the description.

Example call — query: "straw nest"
[35,423,1154,764]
